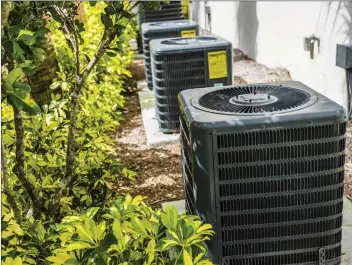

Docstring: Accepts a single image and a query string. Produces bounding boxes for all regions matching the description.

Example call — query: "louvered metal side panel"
[142,30,180,90]
[213,123,346,265]
[180,114,195,214]
[139,2,184,24]
[153,51,206,133]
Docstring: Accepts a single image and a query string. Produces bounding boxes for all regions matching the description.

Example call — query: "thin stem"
[1,137,20,217]
[54,6,80,77]
[13,108,41,218]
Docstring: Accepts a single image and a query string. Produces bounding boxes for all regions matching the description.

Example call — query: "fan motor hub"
[229,93,278,106]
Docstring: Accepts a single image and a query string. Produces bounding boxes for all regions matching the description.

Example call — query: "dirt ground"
[113,95,183,208]
[113,49,352,207]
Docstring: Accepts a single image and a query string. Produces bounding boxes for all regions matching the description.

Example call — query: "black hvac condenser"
[151,36,233,133]
[178,81,347,265]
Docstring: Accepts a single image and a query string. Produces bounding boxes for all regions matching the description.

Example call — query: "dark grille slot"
[145,12,183,20]
[222,231,341,256]
[219,171,344,197]
[154,60,205,71]
[155,77,206,89]
[155,68,205,80]
[157,112,180,122]
[144,30,179,39]
[145,17,183,23]
[183,168,195,212]
[222,216,342,242]
[219,155,345,181]
[181,139,192,174]
[217,123,347,149]
[180,113,195,214]
[155,89,184,98]
[220,186,343,212]
[218,139,345,165]
[156,105,180,115]
[154,51,204,62]
[180,115,190,144]
[224,246,341,265]
[220,201,343,227]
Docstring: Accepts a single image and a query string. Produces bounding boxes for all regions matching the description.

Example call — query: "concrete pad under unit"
[162,197,352,265]
[137,81,180,148]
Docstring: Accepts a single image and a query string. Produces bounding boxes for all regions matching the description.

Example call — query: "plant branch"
[80,29,117,83]
[54,6,80,77]
[50,26,122,216]
[12,108,41,218]
[1,137,20,217]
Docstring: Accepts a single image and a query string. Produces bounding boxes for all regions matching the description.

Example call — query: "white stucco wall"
[191,1,352,109]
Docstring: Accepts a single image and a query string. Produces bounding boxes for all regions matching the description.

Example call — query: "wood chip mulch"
[112,94,184,208]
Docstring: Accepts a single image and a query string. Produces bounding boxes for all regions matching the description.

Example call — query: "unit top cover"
[150,36,231,52]
[141,20,197,32]
[178,81,346,132]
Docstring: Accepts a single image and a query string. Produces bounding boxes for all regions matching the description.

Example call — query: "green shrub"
[47,195,214,265]
[1,2,216,264]
[1,1,136,219]
[1,195,214,265]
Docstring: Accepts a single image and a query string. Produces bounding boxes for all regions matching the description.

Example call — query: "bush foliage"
[1,1,215,264]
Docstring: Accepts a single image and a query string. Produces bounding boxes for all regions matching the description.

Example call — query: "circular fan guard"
[196,85,314,114]
[161,37,217,45]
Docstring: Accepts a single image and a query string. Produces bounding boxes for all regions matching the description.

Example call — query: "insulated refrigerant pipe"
[347,69,352,119]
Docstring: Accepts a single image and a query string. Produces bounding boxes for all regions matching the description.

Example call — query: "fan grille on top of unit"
[161,36,218,45]
[198,85,313,114]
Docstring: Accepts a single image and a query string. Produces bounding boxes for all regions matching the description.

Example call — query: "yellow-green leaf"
[131,217,147,236]
[183,250,193,265]
[6,68,23,85]
[13,257,22,265]
[97,221,106,240]
[66,242,93,251]
[112,219,124,244]
[146,239,156,264]
[46,256,68,265]
[194,252,205,264]
[161,239,179,251]
[123,194,132,209]
[76,224,94,243]
[196,224,213,234]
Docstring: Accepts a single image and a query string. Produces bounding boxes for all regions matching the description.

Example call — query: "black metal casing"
[136,2,184,55]
[151,36,233,133]
[178,81,347,265]
[141,20,199,90]
[137,1,184,25]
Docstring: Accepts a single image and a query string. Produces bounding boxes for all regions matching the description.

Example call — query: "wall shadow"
[191,1,200,25]
[342,1,352,43]
[237,1,259,60]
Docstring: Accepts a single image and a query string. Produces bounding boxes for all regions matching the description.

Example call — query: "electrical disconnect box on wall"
[336,44,352,69]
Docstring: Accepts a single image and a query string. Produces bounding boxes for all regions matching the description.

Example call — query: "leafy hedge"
[2,195,214,265]
[1,2,215,264]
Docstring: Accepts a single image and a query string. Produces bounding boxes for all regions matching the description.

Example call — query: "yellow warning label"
[208,50,228,79]
[181,30,196,37]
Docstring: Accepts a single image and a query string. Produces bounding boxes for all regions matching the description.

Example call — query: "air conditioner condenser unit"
[178,81,347,265]
[150,36,233,133]
[141,20,199,91]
